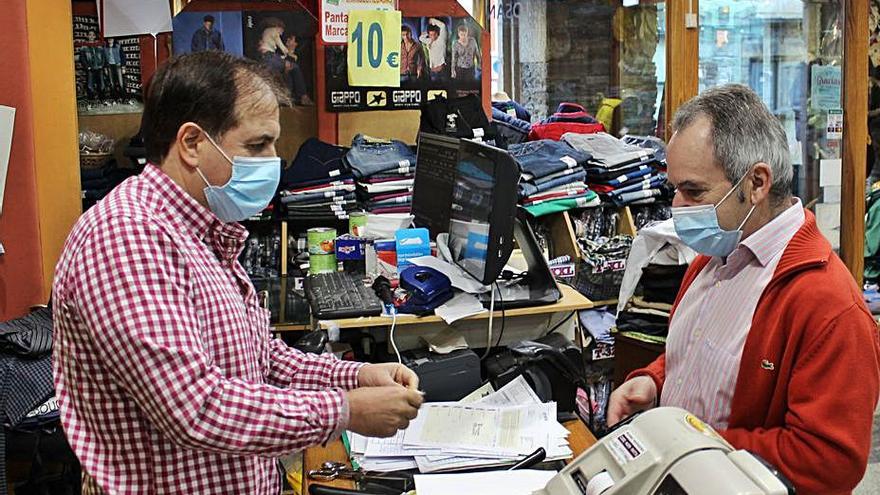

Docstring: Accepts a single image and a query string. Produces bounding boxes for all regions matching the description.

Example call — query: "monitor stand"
[477,208,562,309]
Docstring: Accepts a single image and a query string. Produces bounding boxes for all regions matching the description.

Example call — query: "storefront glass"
[699,0,844,248]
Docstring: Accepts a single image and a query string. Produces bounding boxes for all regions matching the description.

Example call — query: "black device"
[484,333,585,421]
[304,271,384,319]
[476,207,562,309]
[447,139,520,285]
[401,348,481,402]
[412,133,460,239]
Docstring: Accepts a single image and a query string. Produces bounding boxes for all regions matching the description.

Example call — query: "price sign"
[347,10,401,87]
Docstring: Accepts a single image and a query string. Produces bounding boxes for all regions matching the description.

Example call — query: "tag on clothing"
[329,169,341,177]
[561,156,577,168]
[399,159,411,168]
[473,128,485,138]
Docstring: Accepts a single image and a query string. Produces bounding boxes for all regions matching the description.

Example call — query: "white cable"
[389,308,401,364]
[482,286,496,359]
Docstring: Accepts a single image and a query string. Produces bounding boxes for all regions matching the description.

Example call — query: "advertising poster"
[326,16,482,112]
[321,0,396,44]
[243,11,318,106]
[73,15,144,114]
[172,11,244,56]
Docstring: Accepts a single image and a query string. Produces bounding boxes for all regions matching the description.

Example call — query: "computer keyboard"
[304,271,384,319]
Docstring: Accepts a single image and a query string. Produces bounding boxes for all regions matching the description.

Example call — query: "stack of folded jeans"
[491,107,531,147]
[563,132,669,207]
[279,138,358,221]
[81,160,136,211]
[509,139,599,216]
[346,134,417,214]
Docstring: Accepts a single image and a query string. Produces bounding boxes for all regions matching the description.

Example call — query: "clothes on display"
[527,103,605,141]
[345,135,417,215]
[279,139,359,221]
[81,160,137,211]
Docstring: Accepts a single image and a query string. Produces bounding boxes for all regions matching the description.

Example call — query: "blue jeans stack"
[278,138,359,221]
[346,134,417,214]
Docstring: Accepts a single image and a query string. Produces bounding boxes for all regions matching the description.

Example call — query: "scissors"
[307,461,410,484]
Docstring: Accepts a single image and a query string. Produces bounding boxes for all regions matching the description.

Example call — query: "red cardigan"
[629,210,880,494]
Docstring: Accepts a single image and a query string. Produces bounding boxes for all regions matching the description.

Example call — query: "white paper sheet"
[460,382,495,403]
[434,292,488,324]
[0,106,15,215]
[476,375,542,406]
[364,430,441,457]
[820,158,842,187]
[101,0,172,36]
[414,470,556,495]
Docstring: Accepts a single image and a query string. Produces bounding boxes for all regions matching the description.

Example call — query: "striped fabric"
[661,199,805,429]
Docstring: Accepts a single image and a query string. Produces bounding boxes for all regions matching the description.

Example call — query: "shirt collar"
[740,197,805,267]
[141,164,248,256]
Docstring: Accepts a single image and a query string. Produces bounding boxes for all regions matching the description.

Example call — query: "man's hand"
[346,386,424,437]
[358,363,419,390]
[606,376,657,427]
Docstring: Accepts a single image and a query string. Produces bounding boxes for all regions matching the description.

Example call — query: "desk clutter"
[347,375,573,473]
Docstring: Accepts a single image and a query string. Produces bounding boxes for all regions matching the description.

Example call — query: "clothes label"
[473,127,485,138]
[561,156,577,167]
[507,108,517,117]
[399,159,411,168]
[329,169,341,177]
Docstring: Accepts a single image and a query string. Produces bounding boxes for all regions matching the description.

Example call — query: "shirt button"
[677,378,683,385]
[714,281,721,288]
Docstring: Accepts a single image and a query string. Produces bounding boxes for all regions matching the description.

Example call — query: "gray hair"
[671,84,792,205]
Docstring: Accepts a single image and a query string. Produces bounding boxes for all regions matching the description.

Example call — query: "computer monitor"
[447,139,519,285]
[411,133,460,239]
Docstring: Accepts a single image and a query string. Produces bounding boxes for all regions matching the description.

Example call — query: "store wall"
[0,2,46,320]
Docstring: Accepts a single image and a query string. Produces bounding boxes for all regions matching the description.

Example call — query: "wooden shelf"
[317,284,595,330]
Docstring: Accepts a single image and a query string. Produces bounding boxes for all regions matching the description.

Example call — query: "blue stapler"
[398,266,454,315]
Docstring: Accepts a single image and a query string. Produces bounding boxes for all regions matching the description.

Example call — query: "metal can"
[307,227,336,256]
[309,253,338,274]
[349,211,368,237]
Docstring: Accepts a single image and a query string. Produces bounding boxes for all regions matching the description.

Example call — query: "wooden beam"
[841,0,868,284]
[664,0,699,140]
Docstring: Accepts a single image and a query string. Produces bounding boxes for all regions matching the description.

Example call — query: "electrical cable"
[389,308,401,364]
[545,311,576,336]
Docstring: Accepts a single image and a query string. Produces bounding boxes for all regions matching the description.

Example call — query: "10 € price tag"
[347,10,401,87]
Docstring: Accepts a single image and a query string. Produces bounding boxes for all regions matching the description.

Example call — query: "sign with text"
[325,16,483,112]
[347,10,401,87]
[321,0,395,44]
[810,65,842,111]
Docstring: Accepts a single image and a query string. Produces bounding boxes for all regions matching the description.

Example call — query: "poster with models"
[243,11,317,106]
[73,15,143,115]
[325,16,482,112]
[172,11,244,57]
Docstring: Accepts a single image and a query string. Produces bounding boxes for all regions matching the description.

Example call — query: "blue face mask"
[197,132,281,223]
[671,173,757,258]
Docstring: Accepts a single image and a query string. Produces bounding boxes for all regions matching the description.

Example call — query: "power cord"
[389,308,401,364]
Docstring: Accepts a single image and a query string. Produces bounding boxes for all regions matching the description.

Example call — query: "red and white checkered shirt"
[52,164,364,494]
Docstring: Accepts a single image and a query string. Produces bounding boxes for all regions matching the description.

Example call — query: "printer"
[537,407,794,495]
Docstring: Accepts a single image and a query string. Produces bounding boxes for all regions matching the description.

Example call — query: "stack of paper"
[348,376,573,473]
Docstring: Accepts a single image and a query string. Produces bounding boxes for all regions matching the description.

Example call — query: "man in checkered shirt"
[52,51,423,494]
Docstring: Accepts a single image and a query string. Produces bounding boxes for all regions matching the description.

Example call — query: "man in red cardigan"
[608,84,880,495]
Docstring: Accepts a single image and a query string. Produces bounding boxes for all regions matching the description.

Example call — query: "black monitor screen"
[448,152,495,283]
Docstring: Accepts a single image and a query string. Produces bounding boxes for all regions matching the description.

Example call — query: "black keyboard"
[304,271,384,319]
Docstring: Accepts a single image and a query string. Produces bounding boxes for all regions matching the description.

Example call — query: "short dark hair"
[401,25,412,34]
[203,15,214,23]
[457,25,468,34]
[427,24,440,35]
[141,51,290,164]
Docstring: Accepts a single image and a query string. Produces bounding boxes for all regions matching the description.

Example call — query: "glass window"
[699,0,844,249]
[490,0,667,138]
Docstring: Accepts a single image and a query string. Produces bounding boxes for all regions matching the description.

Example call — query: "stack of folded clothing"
[563,132,671,207]
[81,160,136,211]
[346,134,417,214]
[509,139,599,216]
[615,263,689,344]
[528,103,605,141]
[279,138,359,221]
